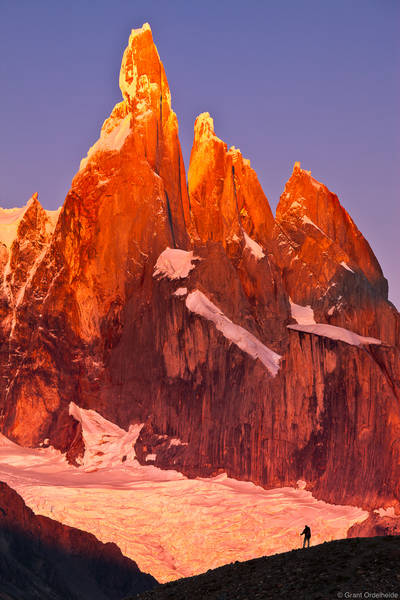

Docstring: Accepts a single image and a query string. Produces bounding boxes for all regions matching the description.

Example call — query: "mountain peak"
[193,112,222,144]
[119,22,167,112]
[0,194,44,249]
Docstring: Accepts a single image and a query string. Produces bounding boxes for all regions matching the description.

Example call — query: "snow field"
[0,404,368,583]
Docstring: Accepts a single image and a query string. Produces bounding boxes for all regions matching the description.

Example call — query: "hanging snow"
[243,231,265,260]
[340,261,355,273]
[173,287,188,297]
[153,248,201,280]
[80,114,132,171]
[289,299,316,325]
[185,290,281,376]
[287,323,381,347]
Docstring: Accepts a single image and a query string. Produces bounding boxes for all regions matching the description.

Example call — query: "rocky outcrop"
[273,162,399,345]
[348,512,400,538]
[0,24,399,516]
[0,481,156,599]
[188,112,275,251]
[0,193,57,333]
[188,113,289,345]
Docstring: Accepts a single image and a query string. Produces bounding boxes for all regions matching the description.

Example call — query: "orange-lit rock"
[0,23,192,442]
[273,162,400,346]
[188,112,275,252]
[188,113,289,343]
[0,26,398,518]
[0,193,56,324]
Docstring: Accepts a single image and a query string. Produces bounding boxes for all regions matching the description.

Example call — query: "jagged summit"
[0,192,58,250]
[189,112,274,248]
[0,24,398,521]
[192,112,221,143]
[119,22,169,114]
[276,160,385,290]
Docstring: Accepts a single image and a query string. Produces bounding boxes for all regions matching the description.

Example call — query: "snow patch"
[80,114,131,171]
[243,231,265,260]
[45,207,61,232]
[153,248,201,280]
[289,300,316,325]
[340,261,355,273]
[288,323,381,347]
[68,402,142,471]
[302,215,327,237]
[173,287,188,297]
[374,506,396,518]
[0,201,31,248]
[168,438,188,448]
[185,290,281,376]
[145,454,157,462]
[297,480,307,490]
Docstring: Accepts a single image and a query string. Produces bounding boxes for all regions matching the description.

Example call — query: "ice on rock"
[302,215,328,237]
[80,114,132,171]
[153,248,201,280]
[243,231,265,261]
[185,290,281,376]
[288,323,381,347]
[340,261,355,273]
[289,299,316,325]
[173,287,188,297]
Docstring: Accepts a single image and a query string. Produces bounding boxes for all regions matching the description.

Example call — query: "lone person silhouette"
[300,525,311,548]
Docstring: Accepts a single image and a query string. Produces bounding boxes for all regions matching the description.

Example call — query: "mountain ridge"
[0,23,398,515]
[130,535,400,600]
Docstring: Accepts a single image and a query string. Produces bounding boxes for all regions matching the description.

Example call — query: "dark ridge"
[0,481,157,600]
[130,536,400,600]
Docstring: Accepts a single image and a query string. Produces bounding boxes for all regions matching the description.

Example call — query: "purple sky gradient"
[0,0,399,306]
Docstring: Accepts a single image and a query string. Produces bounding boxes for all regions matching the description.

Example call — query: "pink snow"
[243,230,265,260]
[288,323,381,346]
[186,290,281,376]
[289,299,316,325]
[153,248,201,280]
[0,404,368,583]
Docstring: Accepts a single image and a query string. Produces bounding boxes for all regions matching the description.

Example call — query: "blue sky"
[0,0,399,306]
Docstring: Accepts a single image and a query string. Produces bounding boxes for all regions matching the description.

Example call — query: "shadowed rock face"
[0,481,156,599]
[0,24,399,513]
[348,512,400,538]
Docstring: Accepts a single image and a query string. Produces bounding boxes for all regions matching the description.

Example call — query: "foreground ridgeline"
[131,536,400,600]
[0,24,399,514]
[0,481,156,599]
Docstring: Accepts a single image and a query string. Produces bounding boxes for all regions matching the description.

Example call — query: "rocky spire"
[276,161,385,289]
[77,23,190,249]
[188,112,274,251]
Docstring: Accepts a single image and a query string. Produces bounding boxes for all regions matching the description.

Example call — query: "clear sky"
[0,0,399,307]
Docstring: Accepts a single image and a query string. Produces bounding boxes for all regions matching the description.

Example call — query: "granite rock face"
[0,24,399,513]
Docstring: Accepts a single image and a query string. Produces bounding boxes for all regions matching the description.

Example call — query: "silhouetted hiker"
[300,525,311,548]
